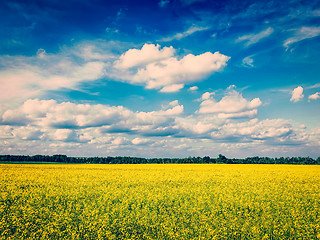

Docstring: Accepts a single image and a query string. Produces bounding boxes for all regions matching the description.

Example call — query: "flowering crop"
[0,164,319,239]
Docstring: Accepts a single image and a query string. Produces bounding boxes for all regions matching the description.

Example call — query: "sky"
[0,0,320,158]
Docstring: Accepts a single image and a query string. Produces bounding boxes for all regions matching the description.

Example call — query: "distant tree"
[203,156,210,163]
[217,154,227,163]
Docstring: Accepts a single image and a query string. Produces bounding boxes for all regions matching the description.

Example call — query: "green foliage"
[0,154,319,164]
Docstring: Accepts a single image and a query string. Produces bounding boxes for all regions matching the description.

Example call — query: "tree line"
[0,154,320,165]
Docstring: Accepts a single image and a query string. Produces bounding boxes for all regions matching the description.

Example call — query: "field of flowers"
[0,163,319,239]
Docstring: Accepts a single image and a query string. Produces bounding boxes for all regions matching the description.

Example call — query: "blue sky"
[0,0,320,158]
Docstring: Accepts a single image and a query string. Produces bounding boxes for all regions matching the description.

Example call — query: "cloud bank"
[1,86,318,157]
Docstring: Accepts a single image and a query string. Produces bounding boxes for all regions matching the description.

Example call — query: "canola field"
[0,164,319,239]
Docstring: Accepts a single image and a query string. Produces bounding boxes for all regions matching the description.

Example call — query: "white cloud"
[198,90,262,117]
[217,109,258,119]
[146,102,184,117]
[37,48,46,59]
[0,59,106,102]
[53,129,72,141]
[161,100,180,110]
[2,99,184,134]
[114,43,175,69]
[1,96,319,157]
[160,84,184,92]
[160,25,209,42]
[112,136,130,146]
[308,92,320,101]
[169,100,179,107]
[132,51,230,92]
[0,40,138,103]
[249,119,293,140]
[284,26,320,48]
[290,86,304,103]
[132,138,153,145]
[175,115,224,135]
[307,83,320,89]
[0,126,13,139]
[236,27,274,46]
[11,126,43,140]
[52,129,86,142]
[0,42,229,100]
[75,45,115,61]
[0,69,42,102]
[188,86,198,91]
[218,118,294,140]
[242,55,254,67]
[52,61,105,85]
[21,99,57,118]
[201,92,215,101]
[1,109,31,126]
[159,105,184,116]
[227,85,236,90]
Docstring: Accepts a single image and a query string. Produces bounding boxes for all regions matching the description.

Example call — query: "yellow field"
[0,164,319,239]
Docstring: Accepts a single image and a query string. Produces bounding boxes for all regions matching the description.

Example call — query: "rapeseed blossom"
[0,164,319,239]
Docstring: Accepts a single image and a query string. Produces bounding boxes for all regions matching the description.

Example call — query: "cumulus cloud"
[114,44,175,69]
[175,115,224,136]
[200,92,215,101]
[168,100,179,107]
[1,96,256,143]
[308,92,320,101]
[215,118,294,141]
[1,95,318,157]
[284,26,320,48]
[12,126,43,140]
[236,27,274,46]
[290,86,304,102]
[198,90,262,118]
[132,138,153,145]
[131,51,230,92]
[53,129,77,142]
[1,109,31,126]
[1,99,184,137]
[111,44,230,93]
[20,99,133,129]
[217,109,258,119]
[0,126,13,139]
[253,120,292,140]
[111,136,130,146]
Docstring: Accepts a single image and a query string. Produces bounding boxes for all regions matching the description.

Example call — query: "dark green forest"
[1,154,319,164]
